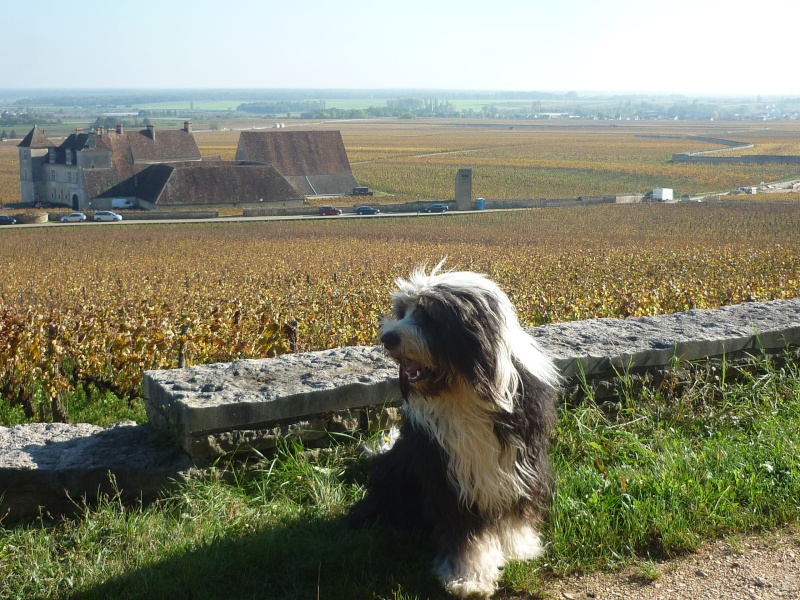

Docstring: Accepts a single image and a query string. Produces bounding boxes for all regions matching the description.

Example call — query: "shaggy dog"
[349,263,560,598]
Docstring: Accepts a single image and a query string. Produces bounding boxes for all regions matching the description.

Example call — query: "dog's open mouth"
[401,360,434,383]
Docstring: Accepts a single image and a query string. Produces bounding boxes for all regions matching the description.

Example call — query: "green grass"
[1,351,798,599]
[542,351,800,574]
[0,383,146,428]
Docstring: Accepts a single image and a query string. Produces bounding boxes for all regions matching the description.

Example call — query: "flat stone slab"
[143,346,399,456]
[143,298,800,457]
[0,421,194,519]
[531,298,800,378]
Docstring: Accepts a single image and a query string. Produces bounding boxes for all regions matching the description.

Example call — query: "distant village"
[16,123,359,211]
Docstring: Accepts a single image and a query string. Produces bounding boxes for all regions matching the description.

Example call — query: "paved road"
[2,208,504,229]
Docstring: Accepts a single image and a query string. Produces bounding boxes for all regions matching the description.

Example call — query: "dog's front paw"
[445,577,496,599]
[435,554,499,599]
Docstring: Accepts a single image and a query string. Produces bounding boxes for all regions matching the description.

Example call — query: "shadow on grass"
[66,514,448,600]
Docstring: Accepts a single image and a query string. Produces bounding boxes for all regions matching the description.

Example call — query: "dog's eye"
[395,305,406,319]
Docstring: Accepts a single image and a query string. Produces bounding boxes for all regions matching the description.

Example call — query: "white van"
[111,198,134,209]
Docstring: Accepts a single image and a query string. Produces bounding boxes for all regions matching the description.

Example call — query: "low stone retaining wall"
[14,212,49,224]
[673,154,800,165]
[47,210,220,221]
[112,210,220,220]
[143,298,800,458]
[0,422,193,519]
[2,298,798,518]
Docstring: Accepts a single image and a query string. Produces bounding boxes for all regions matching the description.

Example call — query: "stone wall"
[673,154,800,164]
[143,298,800,458]
[3,298,798,518]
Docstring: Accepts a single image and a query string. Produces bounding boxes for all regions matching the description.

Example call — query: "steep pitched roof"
[93,161,304,206]
[58,132,112,153]
[155,162,303,205]
[124,129,201,163]
[283,173,360,196]
[81,127,201,197]
[17,126,56,149]
[83,166,133,199]
[235,130,353,176]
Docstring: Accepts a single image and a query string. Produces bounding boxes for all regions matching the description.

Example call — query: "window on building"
[51,170,56,181]
[68,171,72,183]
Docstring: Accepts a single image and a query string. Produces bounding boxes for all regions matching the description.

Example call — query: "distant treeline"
[0,111,62,126]
[4,89,799,122]
[237,101,323,114]
[7,89,595,108]
[238,97,460,118]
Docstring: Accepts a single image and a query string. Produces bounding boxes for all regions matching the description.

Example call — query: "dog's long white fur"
[394,261,561,410]
[370,261,558,598]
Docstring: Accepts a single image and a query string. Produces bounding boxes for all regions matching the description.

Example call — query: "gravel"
[546,525,800,600]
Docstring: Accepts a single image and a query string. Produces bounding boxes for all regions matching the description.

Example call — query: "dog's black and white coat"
[350,263,560,598]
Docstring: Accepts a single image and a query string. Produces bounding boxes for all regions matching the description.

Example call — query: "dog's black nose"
[381,330,400,350]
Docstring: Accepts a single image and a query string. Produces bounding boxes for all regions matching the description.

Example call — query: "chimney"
[146,124,155,140]
[183,120,192,133]
[116,123,124,135]
[97,125,104,137]
[88,133,96,149]
[75,127,83,134]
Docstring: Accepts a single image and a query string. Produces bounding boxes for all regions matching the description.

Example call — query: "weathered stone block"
[0,422,194,519]
[143,298,800,458]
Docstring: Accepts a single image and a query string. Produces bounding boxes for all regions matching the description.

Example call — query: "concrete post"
[455,168,472,210]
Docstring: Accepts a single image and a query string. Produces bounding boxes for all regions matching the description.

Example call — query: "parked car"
[0,215,17,225]
[422,203,449,213]
[355,205,380,215]
[94,211,123,222]
[318,205,342,216]
[61,212,87,223]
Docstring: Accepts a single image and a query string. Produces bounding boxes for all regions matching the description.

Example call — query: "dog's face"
[379,266,507,400]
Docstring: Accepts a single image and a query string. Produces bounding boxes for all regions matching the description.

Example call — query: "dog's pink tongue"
[403,362,422,377]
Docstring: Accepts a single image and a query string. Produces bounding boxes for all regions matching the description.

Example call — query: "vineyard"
[189,120,800,201]
[3,119,800,206]
[1,202,798,426]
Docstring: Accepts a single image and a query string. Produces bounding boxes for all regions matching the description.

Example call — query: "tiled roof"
[82,127,201,197]
[284,173,359,196]
[154,162,303,205]
[125,129,201,163]
[94,161,304,206]
[17,126,56,149]
[235,130,353,176]
[83,168,131,199]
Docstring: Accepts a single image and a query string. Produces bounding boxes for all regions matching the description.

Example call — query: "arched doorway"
[72,194,80,210]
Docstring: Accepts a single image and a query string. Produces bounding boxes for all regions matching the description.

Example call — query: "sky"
[3,0,798,97]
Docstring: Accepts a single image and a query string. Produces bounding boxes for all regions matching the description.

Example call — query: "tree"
[0,130,7,140]
[9,130,16,139]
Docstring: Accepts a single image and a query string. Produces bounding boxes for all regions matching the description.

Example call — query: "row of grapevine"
[1,203,798,424]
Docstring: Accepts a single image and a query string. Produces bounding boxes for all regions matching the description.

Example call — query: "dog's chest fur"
[405,388,530,516]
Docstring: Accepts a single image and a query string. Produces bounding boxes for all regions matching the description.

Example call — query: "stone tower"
[17,126,55,205]
[455,168,472,210]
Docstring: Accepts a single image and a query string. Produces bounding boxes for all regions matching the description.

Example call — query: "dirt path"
[546,526,799,599]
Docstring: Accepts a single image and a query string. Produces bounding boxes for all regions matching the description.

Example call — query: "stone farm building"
[17,124,358,210]
[235,130,358,196]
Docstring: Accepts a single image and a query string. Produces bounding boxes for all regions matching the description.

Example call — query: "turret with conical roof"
[17,125,56,149]
[18,126,57,204]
